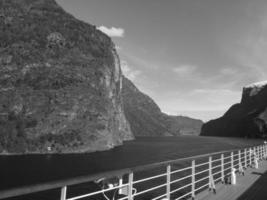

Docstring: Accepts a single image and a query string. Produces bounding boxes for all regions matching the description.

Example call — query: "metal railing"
[2,144,267,200]
[56,144,267,200]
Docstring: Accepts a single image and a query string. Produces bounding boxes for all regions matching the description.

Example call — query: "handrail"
[1,144,266,200]
[133,172,167,184]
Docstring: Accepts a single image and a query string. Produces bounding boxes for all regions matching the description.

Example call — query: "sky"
[56,0,267,121]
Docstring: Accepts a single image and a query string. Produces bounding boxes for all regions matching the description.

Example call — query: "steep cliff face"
[0,0,133,153]
[201,81,267,138]
[122,77,203,136]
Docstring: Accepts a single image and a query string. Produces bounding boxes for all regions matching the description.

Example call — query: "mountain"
[162,115,203,136]
[0,0,133,153]
[201,81,267,138]
[122,76,203,136]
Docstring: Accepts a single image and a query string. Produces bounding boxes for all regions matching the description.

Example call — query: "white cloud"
[220,67,238,75]
[157,88,241,121]
[121,60,141,81]
[173,65,197,76]
[230,13,267,83]
[115,45,122,50]
[97,26,125,37]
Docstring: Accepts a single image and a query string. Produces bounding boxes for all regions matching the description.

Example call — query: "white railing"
[1,144,266,200]
[56,144,267,200]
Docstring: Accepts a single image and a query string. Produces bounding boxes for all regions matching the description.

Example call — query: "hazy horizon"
[56,0,267,121]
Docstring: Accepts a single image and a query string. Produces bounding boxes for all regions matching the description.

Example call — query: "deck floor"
[195,160,267,200]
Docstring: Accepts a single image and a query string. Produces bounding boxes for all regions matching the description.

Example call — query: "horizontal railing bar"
[195,176,209,184]
[212,164,221,170]
[118,196,128,200]
[170,183,192,194]
[223,155,232,159]
[224,160,232,165]
[170,174,192,184]
[195,161,209,168]
[195,182,209,193]
[233,153,239,158]
[212,170,222,176]
[134,183,167,196]
[67,183,129,200]
[225,171,231,176]
[212,157,222,163]
[132,147,254,172]
[214,175,222,182]
[195,168,209,176]
[171,166,192,174]
[224,166,232,171]
[233,163,239,168]
[151,193,166,200]
[133,173,167,184]
[175,190,192,200]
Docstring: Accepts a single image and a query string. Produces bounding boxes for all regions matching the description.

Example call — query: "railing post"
[258,146,261,160]
[238,150,244,175]
[257,146,259,160]
[265,144,267,159]
[231,152,236,185]
[265,145,266,159]
[260,145,263,160]
[241,150,242,168]
[231,152,234,171]
[262,145,264,159]
[254,147,257,157]
[249,148,252,167]
[265,145,266,158]
[254,147,259,169]
[244,148,247,169]
[60,186,67,200]
[128,172,133,200]
[221,154,224,183]
[264,145,265,158]
[119,176,123,194]
[208,156,216,193]
[166,164,171,200]
[191,160,195,199]
[264,145,266,159]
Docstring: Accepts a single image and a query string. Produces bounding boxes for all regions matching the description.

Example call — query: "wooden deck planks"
[194,160,267,200]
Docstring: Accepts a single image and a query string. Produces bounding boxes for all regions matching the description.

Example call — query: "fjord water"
[1,136,263,199]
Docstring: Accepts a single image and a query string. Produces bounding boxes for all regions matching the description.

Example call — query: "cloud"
[121,60,141,81]
[115,45,122,50]
[173,65,197,76]
[157,87,241,121]
[220,67,238,75]
[120,51,159,70]
[97,26,125,37]
[230,12,267,83]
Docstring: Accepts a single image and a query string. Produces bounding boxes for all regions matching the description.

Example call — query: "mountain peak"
[201,81,267,138]
[243,81,267,97]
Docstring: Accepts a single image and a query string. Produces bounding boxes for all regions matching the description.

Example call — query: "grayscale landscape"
[1,0,267,200]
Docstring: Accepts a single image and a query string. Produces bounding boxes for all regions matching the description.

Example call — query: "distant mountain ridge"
[122,77,203,136]
[201,81,267,138]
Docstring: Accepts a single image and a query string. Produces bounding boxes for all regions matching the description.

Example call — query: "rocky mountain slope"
[0,0,133,153]
[201,81,267,138]
[122,77,203,136]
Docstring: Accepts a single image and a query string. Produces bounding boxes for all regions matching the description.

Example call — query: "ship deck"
[195,160,267,200]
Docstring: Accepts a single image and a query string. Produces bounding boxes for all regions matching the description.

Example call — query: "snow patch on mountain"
[244,81,267,96]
